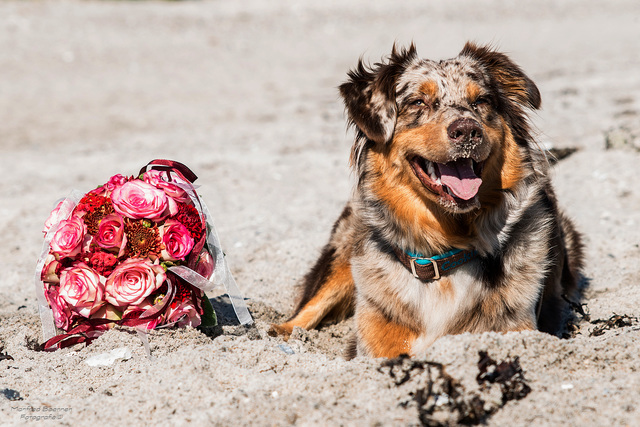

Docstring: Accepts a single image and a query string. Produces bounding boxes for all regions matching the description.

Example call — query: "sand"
[1,0,640,425]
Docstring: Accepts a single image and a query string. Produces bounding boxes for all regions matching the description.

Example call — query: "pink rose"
[194,250,215,279]
[144,170,191,203]
[160,220,194,261]
[87,186,107,197]
[104,258,166,307]
[45,285,78,330]
[110,180,169,221]
[164,300,201,328]
[95,213,126,255]
[50,216,87,258]
[85,175,129,199]
[105,174,129,193]
[58,263,104,318]
[41,254,61,284]
[43,200,67,236]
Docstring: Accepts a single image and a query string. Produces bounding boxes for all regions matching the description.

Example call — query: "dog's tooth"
[427,162,438,181]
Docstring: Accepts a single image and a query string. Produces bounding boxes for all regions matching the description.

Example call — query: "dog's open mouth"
[410,156,484,203]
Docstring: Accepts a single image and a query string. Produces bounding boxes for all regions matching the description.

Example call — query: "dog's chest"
[353,247,483,341]
[399,264,482,336]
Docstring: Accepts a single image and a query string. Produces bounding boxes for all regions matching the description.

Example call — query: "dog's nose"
[447,118,483,145]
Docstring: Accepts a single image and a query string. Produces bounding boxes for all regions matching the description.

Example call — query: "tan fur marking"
[479,293,508,321]
[466,82,481,101]
[478,122,523,207]
[393,125,450,161]
[437,277,455,300]
[419,80,438,99]
[510,321,536,331]
[358,308,418,358]
[498,128,525,190]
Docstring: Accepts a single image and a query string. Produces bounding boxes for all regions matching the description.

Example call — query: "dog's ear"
[340,44,418,144]
[460,42,541,110]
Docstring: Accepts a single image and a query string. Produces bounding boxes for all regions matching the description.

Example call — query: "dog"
[270,42,584,358]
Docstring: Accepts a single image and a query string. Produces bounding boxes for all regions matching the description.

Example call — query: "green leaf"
[200,293,217,327]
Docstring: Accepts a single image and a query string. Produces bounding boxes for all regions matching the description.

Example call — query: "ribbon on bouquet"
[141,160,253,326]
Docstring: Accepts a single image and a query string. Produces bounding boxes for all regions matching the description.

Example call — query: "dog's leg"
[559,212,585,294]
[270,204,356,337]
[355,304,418,358]
[538,212,585,334]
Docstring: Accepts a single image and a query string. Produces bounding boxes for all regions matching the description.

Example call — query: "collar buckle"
[408,256,441,280]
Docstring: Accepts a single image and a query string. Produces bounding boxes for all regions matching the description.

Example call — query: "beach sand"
[1,1,640,425]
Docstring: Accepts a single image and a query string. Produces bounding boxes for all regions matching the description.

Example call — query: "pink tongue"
[438,160,482,200]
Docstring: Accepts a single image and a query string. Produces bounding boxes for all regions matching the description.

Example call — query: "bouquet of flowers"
[35,160,251,350]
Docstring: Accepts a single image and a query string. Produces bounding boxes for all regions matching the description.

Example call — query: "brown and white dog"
[271,43,584,358]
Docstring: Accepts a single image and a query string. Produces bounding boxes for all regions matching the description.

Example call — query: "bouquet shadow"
[198,295,260,341]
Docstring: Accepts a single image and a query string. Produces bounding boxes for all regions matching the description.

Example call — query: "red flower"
[88,250,119,276]
[172,280,193,306]
[173,202,205,243]
[170,278,203,314]
[75,195,115,235]
[76,194,111,214]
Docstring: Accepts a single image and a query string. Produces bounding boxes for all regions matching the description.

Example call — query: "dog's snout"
[447,118,483,144]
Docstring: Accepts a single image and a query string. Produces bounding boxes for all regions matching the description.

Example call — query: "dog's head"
[340,43,540,218]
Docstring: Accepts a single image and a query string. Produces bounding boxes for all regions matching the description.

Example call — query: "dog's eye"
[411,99,426,107]
[472,97,490,110]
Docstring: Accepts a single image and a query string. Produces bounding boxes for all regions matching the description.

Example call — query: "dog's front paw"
[267,323,294,339]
